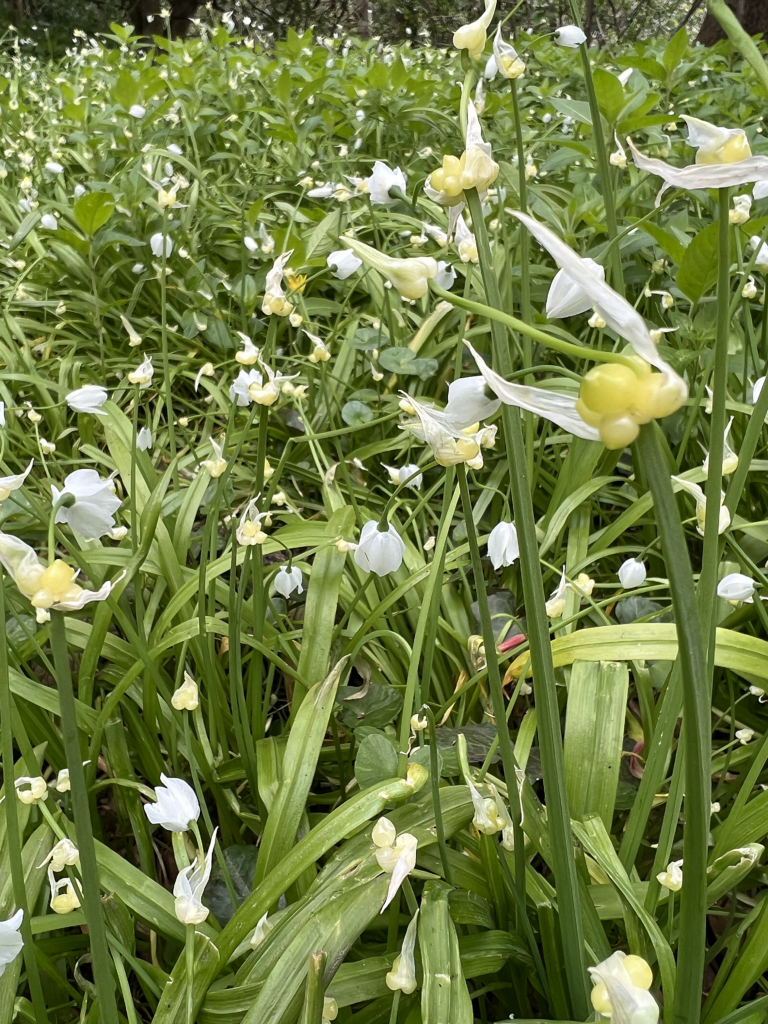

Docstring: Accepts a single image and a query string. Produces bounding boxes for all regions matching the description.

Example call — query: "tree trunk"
[698,0,768,44]
[130,0,200,40]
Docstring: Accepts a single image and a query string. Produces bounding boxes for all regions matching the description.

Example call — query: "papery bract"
[386,909,419,994]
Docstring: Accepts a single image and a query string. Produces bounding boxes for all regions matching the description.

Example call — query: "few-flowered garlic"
[546,257,606,320]
[434,261,456,289]
[365,161,407,205]
[52,469,122,540]
[262,251,294,317]
[322,996,339,1024]
[237,498,270,547]
[672,477,730,536]
[588,310,607,329]
[327,249,363,280]
[336,538,358,553]
[174,830,217,925]
[274,566,304,598]
[573,573,595,597]
[492,24,525,79]
[736,727,755,745]
[0,460,34,502]
[743,275,758,299]
[15,776,48,805]
[144,774,200,832]
[554,24,586,46]
[453,0,496,60]
[730,193,752,224]
[258,225,275,254]
[610,134,627,169]
[230,369,262,406]
[683,115,751,165]
[172,671,199,711]
[703,418,738,477]
[750,685,766,701]
[372,817,398,848]
[487,521,519,570]
[589,952,657,1023]
[137,427,153,451]
[717,572,755,605]
[129,104,146,118]
[618,558,647,589]
[0,911,23,976]
[373,825,419,911]
[40,213,58,230]
[49,874,81,915]
[149,233,172,258]
[382,463,423,489]
[455,215,478,264]
[385,909,419,994]
[546,568,569,618]
[426,104,498,203]
[289,312,304,328]
[40,838,79,872]
[53,768,71,792]
[201,438,227,478]
[656,859,683,891]
[250,911,273,948]
[128,355,154,388]
[410,713,428,732]
[344,239,437,300]
[305,330,331,362]
[40,439,56,454]
[354,521,406,576]
[27,408,41,424]
[235,336,260,365]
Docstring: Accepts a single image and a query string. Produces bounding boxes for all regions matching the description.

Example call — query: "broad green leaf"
[355,733,398,787]
[663,27,688,74]
[677,221,721,302]
[592,69,625,123]
[73,192,115,236]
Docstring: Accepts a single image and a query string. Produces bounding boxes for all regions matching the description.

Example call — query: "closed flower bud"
[172,671,199,711]
[618,558,646,589]
[656,859,683,891]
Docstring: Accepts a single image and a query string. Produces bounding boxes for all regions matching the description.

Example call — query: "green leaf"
[337,681,404,730]
[341,400,374,427]
[663,27,689,74]
[112,70,140,109]
[73,192,115,237]
[592,69,624,123]
[204,846,258,926]
[7,211,41,254]
[378,347,438,379]
[641,222,687,267]
[677,221,723,301]
[355,733,398,787]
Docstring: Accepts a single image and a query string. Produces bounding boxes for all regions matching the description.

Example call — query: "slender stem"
[0,575,49,1024]
[635,426,709,1024]
[464,186,589,1018]
[49,611,119,1024]
[426,708,452,885]
[185,923,195,1024]
[160,207,178,490]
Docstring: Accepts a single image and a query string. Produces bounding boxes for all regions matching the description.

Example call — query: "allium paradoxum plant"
[424,102,499,210]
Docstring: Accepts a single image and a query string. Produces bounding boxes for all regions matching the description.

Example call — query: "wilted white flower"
[237,497,270,546]
[487,522,519,569]
[144,774,200,832]
[250,911,273,949]
[172,671,199,711]
[53,768,71,792]
[656,860,683,892]
[0,460,34,502]
[66,385,108,416]
[304,330,331,363]
[554,24,586,47]
[386,909,419,994]
[703,418,738,477]
[235,336,260,365]
[128,355,154,388]
[262,251,294,317]
[327,249,363,280]
[717,572,755,605]
[174,830,217,925]
[354,521,406,576]
[275,565,304,598]
[455,214,478,264]
[121,314,142,347]
[365,161,407,205]
[618,558,646,589]
[546,567,569,618]
[49,874,81,914]
[610,133,627,169]
[52,469,121,540]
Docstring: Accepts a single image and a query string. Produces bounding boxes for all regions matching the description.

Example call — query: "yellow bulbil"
[697,133,751,165]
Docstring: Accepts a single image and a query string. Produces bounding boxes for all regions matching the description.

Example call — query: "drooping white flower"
[492,24,525,79]
[304,330,331,363]
[671,476,730,536]
[434,261,456,289]
[365,161,407,205]
[247,360,299,406]
[455,214,478,264]
[703,418,738,477]
[15,776,48,805]
[39,838,80,872]
[717,572,755,605]
[424,223,449,247]
[372,816,397,848]
[45,161,63,175]
[588,951,658,1024]
[250,911,273,948]
[129,104,146,118]
[144,774,200,832]
[327,249,363,280]
[425,103,499,204]
[610,133,627,169]
[172,671,199,711]
[128,355,154,388]
[465,774,506,834]
[274,565,304,598]
[258,223,275,253]
[554,24,586,47]
[137,427,153,451]
[0,911,23,977]
[382,463,423,489]
[262,251,294,317]
[66,385,108,416]
[730,194,752,225]
[235,335,260,366]
[236,497,270,546]
[244,235,258,252]
[201,438,227,478]
[49,873,81,914]
[656,859,683,892]
[618,68,634,86]
[354,521,406,576]
[683,115,751,165]
[344,239,437,300]
[546,567,569,618]
[174,829,218,925]
[736,727,755,744]
[230,369,263,407]
[149,233,172,258]
[40,213,58,230]
[487,522,519,569]
[386,909,419,994]
[754,376,766,404]
[546,258,606,319]
[53,768,71,792]
[120,314,143,347]
[618,558,646,589]
[0,460,33,503]
[52,469,121,540]
[374,825,419,912]
[453,0,496,59]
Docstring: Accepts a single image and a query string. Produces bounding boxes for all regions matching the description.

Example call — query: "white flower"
[743,275,758,299]
[45,161,63,174]
[434,261,456,289]
[40,213,58,230]
[425,104,498,204]
[610,133,627,169]
[15,776,48,805]
[410,714,428,731]
[244,235,258,252]
[424,223,448,246]
[546,567,569,618]
[736,727,755,744]
[546,258,606,318]
[386,909,419,994]
[492,24,525,79]
[250,911,273,948]
[274,565,304,598]
[618,558,646,589]
[167,144,183,156]
[144,774,200,832]
[308,183,337,199]
[0,911,23,977]
[230,369,262,407]
[683,115,751,165]
[455,215,478,264]
[237,498,270,546]
[465,774,507,834]
[304,330,331,363]
[235,335,260,365]
[671,476,730,536]
[149,233,172,258]
[365,161,407,205]
[717,572,755,605]
[753,376,766,404]
[589,951,658,1024]
[201,438,227,478]
[52,469,121,539]
[382,463,423,489]
[129,104,146,118]
[258,223,275,253]
[453,0,496,60]
[327,249,363,280]
[703,418,738,477]
[0,460,34,502]
[53,768,71,792]
[262,251,294,317]
[49,874,81,914]
[730,194,752,225]
[372,817,398,848]
[66,385,108,416]
[373,823,419,912]
[656,859,683,892]
[137,427,153,451]
[121,314,142,347]
[172,671,199,711]
[174,829,217,925]
[354,521,406,576]
[39,838,79,872]
[128,355,154,388]
[344,239,437,300]
[487,522,519,569]
[247,360,299,406]
[554,24,586,47]
[484,53,498,79]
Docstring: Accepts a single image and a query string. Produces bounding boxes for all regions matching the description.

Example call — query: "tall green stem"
[464,186,589,1017]
[160,207,179,491]
[635,427,709,1024]
[50,611,119,1024]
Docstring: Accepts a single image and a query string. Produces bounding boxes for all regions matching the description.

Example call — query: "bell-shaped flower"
[137,427,153,451]
[730,194,752,225]
[15,776,48,805]
[386,909,419,994]
[344,239,437,300]
[487,521,519,569]
[327,249,362,280]
[201,438,227,478]
[373,822,419,912]
[717,572,755,605]
[0,911,23,977]
[121,314,142,347]
[656,859,683,891]
[546,568,569,618]
[275,565,304,598]
[237,498,270,546]
[492,25,525,79]
[610,134,627,169]
[628,130,768,206]
[0,460,33,503]
[230,369,262,407]
[434,261,456,289]
[365,161,407,205]
[144,774,200,832]
[453,0,496,59]
[53,768,71,792]
[172,671,199,711]
[354,521,406,576]
[554,24,586,47]
[465,774,507,835]
[703,418,738,477]
[546,258,606,319]
[589,951,658,1024]
[39,838,80,873]
[671,476,730,536]
[52,469,121,539]
[247,360,299,406]
[455,215,478,264]
[618,558,646,589]
[128,355,154,388]
[736,726,755,744]
[382,464,423,489]
[0,533,121,624]
[235,336,260,366]
[305,330,331,363]
[426,104,499,205]
[174,829,218,925]
[150,233,173,258]
[262,251,295,317]
[66,385,108,416]
[49,873,81,915]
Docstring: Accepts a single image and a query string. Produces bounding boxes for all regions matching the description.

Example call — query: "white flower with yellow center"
[51,469,122,540]
[49,873,81,915]
[730,193,752,225]
[304,329,331,363]
[237,498,270,546]
[425,103,499,205]
[453,0,496,59]
[15,776,48,805]
[172,671,199,711]
[703,418,738,477]
[344,239,437,300]
[656,859,683,892]
[39,838,79,872]
[201,438,227,478]
[120,314,142,347]
[128,355,154,388]
[589,951,658,1024]
[671,476,730,536]
[262,251,294,317]
[235,334,260,365]
[492,25,525,79]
